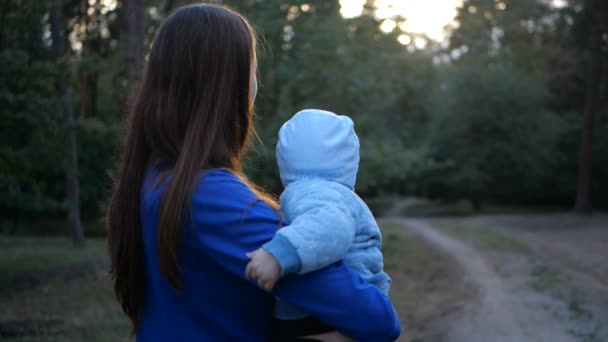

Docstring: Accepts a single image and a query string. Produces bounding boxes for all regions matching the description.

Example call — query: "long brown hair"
[107,3,273,331]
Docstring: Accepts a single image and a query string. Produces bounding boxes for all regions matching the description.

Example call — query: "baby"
[246,109,391,341]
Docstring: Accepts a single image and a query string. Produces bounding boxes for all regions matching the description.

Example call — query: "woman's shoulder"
[192,169,280,228]
[194,168,260,206]
[143,166,270,213]
[144,167,254,198]
[197,168,250,191]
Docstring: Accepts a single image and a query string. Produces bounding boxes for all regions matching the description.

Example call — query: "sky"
[339,0,462,42]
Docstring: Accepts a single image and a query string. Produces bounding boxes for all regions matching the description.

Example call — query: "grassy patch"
[568,324,602,342]
[1,228,467,342]
[0,272,130,341]
[530,264,562,294]
[1,218,107,237]
[399,201,475,217]
[0,236,107,282]
[396,200,563,218]
[0,236,129,341]
[365,197,399,217]
[530,264,593,319]
[435,222,530,253]
[381,224,471,342]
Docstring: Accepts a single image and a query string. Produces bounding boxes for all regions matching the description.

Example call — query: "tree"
[575,0,607,213]
[122,0,145,107]
[163,0,176,14]
[49,0,86,247]
[426,65,563,209]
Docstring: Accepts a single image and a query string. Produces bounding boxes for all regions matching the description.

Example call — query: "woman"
[107,4,400,341]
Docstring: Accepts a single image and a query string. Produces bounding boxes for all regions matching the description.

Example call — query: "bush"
[424,65,565,207]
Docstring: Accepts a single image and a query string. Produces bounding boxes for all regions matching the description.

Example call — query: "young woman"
[107,4,400,342]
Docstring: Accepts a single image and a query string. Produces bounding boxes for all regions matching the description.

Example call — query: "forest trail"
[380,205,607,342]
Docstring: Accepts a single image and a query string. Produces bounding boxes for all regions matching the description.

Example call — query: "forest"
[1,0,607,244]
[1,1,608,341]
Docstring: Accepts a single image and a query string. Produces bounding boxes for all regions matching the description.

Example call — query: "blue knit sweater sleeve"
[192,171,400,342]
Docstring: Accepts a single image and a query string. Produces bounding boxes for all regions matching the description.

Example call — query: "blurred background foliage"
[0,0,606,238]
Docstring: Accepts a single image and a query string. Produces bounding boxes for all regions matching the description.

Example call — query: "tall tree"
[575,0,608,213]
[427,65,562,210]
[49,0,86,247]
[122,0,145,107]
[163,0,176,15]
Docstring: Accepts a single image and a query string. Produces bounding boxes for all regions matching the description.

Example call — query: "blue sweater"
[263,110,391,320]
[137,168,401,342]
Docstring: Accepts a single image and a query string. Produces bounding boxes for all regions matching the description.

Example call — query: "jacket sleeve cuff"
[263,235,301,277]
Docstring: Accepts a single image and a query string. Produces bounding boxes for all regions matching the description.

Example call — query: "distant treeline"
[1,0,607,234]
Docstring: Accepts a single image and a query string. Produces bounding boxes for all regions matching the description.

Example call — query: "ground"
[0,237,129,341]
[384,201,608,342]
[1,202,607,341]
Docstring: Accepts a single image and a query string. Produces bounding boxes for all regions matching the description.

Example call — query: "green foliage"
[242,1,437,196]
[2,0,608,232]
[0,237,129,341]
[0,48,120,218]
[592,120,608,206]
[0,50,63,215]
[538,111,608,206]
[425,65,565,203]
[77,118,120,214]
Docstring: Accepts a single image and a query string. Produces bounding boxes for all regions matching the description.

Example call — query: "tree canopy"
[1,0,607,236]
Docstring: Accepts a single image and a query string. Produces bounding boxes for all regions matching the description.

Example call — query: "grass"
[398,200,476,217]
[382,224,471,342]
[530,264,594,323]
[1,218,107,237]
[395,199,566,218]
[0,237,130,341]
[1,227,465,342]
[530,264,562,294]
[435,222,530,253]
[0,236,107,282]
[530,263,601,341]
[366,197,400,216]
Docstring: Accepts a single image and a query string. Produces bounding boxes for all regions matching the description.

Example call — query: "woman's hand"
[245,248,281,291]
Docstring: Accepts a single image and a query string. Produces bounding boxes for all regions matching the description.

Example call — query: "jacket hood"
[276,109,360,189]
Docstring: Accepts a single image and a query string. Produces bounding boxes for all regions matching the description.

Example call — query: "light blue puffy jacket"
[263,109,391,320]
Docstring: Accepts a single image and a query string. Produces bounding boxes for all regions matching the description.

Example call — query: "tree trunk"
[574,0,607,214]
[79,74,89,118]
[50,0,86,247]
[89,72,98,117]
[122,0,145,109]
[471,196,482,212]
[9,210,19,235]
[79,0,89,119]
[0,0,9,50]
[163,0,175,15]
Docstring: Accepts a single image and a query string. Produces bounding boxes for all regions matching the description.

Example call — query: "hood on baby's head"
[276,109,360,189]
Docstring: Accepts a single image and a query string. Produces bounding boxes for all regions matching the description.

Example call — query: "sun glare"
[339,0,366,19]
[398,34,411,45]
[340,0,461,42]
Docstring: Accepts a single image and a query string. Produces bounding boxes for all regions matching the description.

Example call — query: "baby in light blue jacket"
[246,110,391,339]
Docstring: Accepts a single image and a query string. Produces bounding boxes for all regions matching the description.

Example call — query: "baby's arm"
[246,183,357,290]
[245,248,281,291]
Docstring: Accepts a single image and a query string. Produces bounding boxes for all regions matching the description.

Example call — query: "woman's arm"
[272,263,400,342]
[192,171,401,342]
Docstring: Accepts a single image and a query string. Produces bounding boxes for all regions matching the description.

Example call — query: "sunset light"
[340,0,461,42]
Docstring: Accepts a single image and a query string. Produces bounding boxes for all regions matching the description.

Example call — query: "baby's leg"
[300,331,354,342]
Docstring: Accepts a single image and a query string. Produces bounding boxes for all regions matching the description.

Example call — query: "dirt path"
[381,216,579,342]
[480,214,608,289]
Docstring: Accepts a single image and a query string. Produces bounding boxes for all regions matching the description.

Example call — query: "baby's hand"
[245,248,281,292]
